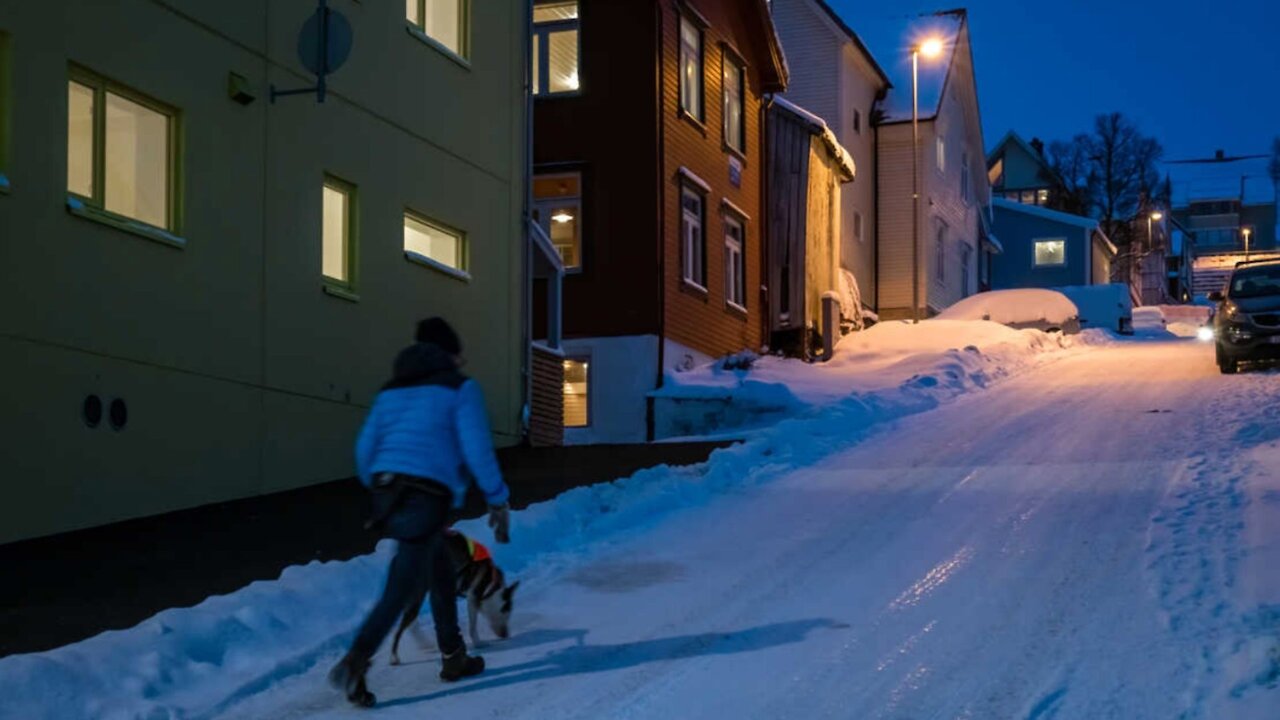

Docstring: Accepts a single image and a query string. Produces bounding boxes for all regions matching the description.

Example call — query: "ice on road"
[228,338,1278,719]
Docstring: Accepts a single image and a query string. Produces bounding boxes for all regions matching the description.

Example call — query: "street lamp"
[911,37,943,324]
[1243,227,1253,260]
[1147,210,1163,248]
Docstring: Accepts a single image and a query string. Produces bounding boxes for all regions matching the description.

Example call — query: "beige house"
[0,1,531,544]
[770,0,890,315]
[875,10,992,319]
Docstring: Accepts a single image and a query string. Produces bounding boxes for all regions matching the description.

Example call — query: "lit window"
[404,212,466,274]
[679,16,703,121]
[1020,190,1035,205]
[1036,188,1050,206]
[66,71,176,230]
[533,173,582,270]
[935,222,947,282]
[935,135,946,172]
[407,0,469,58]
[722,56,744,152]
[681,185,705,287]
[563,357,589,427]
[724,214,745,309]
[532,1,579,95]
[1034,239,1066,267]
[322,178,356,286]
[988,157,1004,187]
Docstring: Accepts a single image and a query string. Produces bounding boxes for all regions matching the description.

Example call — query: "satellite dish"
[298,5,353,76]
[271,0,354,104]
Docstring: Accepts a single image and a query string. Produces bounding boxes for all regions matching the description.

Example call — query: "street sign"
[298,4,352,76]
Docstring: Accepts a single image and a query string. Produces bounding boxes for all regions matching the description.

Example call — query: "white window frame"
[724,213,745,311]
[1033,238,1067,268]
[681,184,706,290]
[679,15,704,122]
[403,210,469,280]
[406,0,471,62]
[533,171,583,271]
[532,1,580,95]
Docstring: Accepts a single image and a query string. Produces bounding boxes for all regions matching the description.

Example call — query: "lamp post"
[911,38,943,324]
[1243,227,1253,261]
[1147,211,1163,248]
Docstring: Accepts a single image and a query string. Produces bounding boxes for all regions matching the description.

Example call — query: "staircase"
[1192,252,1280,297]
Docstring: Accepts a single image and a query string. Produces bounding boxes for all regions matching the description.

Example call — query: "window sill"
[726,301,748,319]
[405,250,471,281]
[322,283,361,302]
[534,90,584,100]
[680,279,709,300]
[677,108,708,135]
[66,197,186,249]
[405,24,471,70]
[723,143,747,163]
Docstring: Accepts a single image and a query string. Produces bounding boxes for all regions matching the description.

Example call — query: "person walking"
[328,317,512,707]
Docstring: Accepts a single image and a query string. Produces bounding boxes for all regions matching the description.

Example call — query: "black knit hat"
[415,317,462,356]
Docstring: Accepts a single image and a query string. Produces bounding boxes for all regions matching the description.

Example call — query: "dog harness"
[464,535,492,563]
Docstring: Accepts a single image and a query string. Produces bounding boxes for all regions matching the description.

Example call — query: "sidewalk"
[0,442,731,657]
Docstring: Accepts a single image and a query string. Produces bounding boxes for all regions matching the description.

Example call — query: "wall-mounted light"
[552,211,575,224]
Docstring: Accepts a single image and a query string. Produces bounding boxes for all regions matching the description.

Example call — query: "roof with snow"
[771,96,857,180]
[992,198,1118,255]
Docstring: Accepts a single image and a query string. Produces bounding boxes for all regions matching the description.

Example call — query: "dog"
[389,529,519,665]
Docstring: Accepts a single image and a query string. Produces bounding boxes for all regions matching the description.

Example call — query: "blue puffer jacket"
[355,343,510,509]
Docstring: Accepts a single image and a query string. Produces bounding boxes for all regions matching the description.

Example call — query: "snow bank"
[1057,284,1132,333]
[935,289,1079,327]
[0,321,1113,720]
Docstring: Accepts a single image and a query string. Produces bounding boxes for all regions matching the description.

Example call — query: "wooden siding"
[876,122,918,316]
[660,0,766,360]
[766,105,813,333]
[770,0,841,123]
[529,346,565,447]
[803,142,841,334]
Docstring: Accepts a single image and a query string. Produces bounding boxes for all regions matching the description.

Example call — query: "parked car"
[936,289,1082,334]
[1209,259,1280,374]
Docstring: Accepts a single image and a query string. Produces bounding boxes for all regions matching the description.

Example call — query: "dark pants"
[350,489,462,662]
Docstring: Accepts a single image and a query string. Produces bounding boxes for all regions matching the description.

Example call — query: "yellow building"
[0,1,531,544]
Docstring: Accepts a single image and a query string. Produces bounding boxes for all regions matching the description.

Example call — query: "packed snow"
[2,332,1276,719]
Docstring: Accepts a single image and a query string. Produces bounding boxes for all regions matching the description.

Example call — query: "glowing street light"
[1243,227,1253,260]
[1150,211,1163,221]
[910,36,945,324]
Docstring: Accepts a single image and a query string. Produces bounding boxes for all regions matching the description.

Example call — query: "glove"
[487,503,510,544]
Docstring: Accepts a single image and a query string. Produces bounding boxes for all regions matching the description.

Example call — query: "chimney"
[1029,137,1045,157]
[1215,149,1225,161]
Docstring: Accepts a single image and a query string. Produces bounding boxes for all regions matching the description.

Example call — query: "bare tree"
[1048,113,1163,249]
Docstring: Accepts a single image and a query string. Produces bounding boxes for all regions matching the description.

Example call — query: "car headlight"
[1224,304,1246,322]
[1197,326,1215,342]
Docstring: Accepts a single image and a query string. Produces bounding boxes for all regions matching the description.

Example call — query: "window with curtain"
[679,17,703,121]
[722,57,744,152]
[1034,239,1066,267]
[681,185,705,287]
[724,214,745,309]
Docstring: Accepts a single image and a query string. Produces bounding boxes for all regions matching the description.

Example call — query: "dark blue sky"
[827,0,1280,162]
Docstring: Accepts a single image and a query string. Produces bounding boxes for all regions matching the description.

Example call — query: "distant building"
[989,199,1115,290]
[986,131,1066,210]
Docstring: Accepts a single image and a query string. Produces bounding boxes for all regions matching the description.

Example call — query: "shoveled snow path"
[226,339,1269,719]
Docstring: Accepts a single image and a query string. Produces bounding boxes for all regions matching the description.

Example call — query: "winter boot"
[439,646,485,682]
[328,652,377,708]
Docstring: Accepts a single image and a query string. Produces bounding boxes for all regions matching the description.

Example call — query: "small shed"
[766,97,855,357]
[989,198,1116,291]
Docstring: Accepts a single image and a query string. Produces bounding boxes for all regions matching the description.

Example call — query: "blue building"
[990,198,1117,290]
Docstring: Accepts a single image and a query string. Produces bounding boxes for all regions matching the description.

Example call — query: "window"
[960,151,971,202]
[724,214,745,309]
[67,69,177,231]
[533,173,582,270]
[322,177,357,291]
[404,212,466,275]
[988,157,1004,187]
[935,222,947,282]
[563,357,589,428]
[1033,239,1066,267]
[722,55,744,153]
[1036,188,1050,206]
[935,135,946,173]
[854,211,864,243]
[407,0,469,59]
[853,108,862,134]
[1020,190,1035,205]
[532,1,579,95]
[1004,191,1019,202]
[681,185,705,288]
[961,244,972,297]
[679,16,703,121]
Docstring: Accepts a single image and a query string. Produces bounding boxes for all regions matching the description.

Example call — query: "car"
[1208,259,1280,374]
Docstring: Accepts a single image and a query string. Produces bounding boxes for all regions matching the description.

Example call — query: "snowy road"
[227,338,1277,719]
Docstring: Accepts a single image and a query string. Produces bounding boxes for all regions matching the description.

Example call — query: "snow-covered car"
[936,289,1081,334]
[1209,259,1280,374]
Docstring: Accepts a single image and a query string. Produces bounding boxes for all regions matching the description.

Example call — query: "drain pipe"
[520,0,535,444]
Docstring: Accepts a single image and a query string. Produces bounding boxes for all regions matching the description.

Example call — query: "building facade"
[769,0,889,314]
[0,0,528,544]
[986,130,1066,210]
[875,11,990,319]
[989,198,1115,290]
[533,0,786,445]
